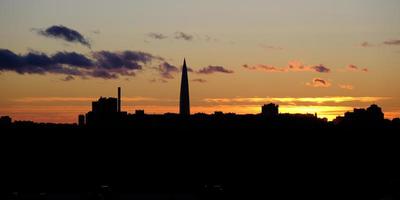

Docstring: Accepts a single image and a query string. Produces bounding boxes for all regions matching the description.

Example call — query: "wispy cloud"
[306,78,331,88]
[146,32,221,43]
[203,96,389,104]
[196,66,234,74]
[147,32,168,40]
[192,78,207,83]
[36,25,91,48]
[243,60,331,73]
[383,39,400,46]
[347,64,368,72]
[360,39,400,47]
[260,44,283,50]
[156,62,179,79]
[360,41,375,48]
[174,32,193,41]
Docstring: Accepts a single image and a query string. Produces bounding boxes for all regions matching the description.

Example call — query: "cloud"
[0,49,83,75]
[91,30,101,34]
[306,78,331,88]
[243,60,331,73]
[312,65,331,73]
[37,25,91,48]
[52,52,93,67]
[192,78,207,83]
[360,41,375,48]
[347,64,368,72]
[1,49,232,80]
[62,75,75,81]
[197,66,234,74]
[0,49,162,79]
[243,64,282,72]
[204,96,389,104]
[260,44,283,50]
[174,32,193,41]
[89,69,118,79]
[157,62,179,79]
[338,84,354,90]
[92,50,156,70]
[204,35,219,43]
[146,32,221,43]
[383,39,400,46]
[147,32,168,40]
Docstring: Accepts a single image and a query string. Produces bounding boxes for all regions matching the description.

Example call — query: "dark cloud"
[0,49,162,79]
[37,25,91,48]
[361,41,374,47]
[147,32,168,40]
[312,65,330,73]
[192,78,207,83]
[157,62,179,79]
[1,49,230,80]
[383,39,400,46]
[306,78,331,88]
[0,49,82,75]
[347,64,368,72]
[93,50,153,70]
[52,52,93,67]
[197,66,234,74]
[314,78,327,85]
[174,32,193,41]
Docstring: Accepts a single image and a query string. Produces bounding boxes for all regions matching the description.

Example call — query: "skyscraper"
[180,58,190,116]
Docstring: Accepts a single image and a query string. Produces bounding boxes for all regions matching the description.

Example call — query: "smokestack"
[118,87,121,112]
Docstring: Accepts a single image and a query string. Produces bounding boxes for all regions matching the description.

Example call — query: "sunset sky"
[1,0,399,123]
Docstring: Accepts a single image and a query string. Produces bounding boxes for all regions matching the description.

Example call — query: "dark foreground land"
[1,124,400,200]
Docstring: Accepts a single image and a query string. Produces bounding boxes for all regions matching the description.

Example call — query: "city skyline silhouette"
[1,1,400,123]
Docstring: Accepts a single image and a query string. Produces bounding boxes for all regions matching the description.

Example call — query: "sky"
[0,0,399,123]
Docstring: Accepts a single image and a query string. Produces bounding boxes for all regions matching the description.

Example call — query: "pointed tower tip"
[183,58,186,66]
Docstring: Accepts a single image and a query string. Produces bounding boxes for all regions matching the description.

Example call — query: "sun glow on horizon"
[0,103,391,123]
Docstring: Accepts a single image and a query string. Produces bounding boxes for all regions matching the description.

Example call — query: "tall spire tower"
[179,58,190,116]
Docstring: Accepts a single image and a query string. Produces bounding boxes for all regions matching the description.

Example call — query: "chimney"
[118,87,121,112]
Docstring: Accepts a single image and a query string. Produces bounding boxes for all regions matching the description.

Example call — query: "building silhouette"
[78,114,85,126]
[0,116,12,127]
[262,103,279,117]
[92,97,118,113]
[85,87,127,126]
[333,104,385,127]
[179,58,190,116]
